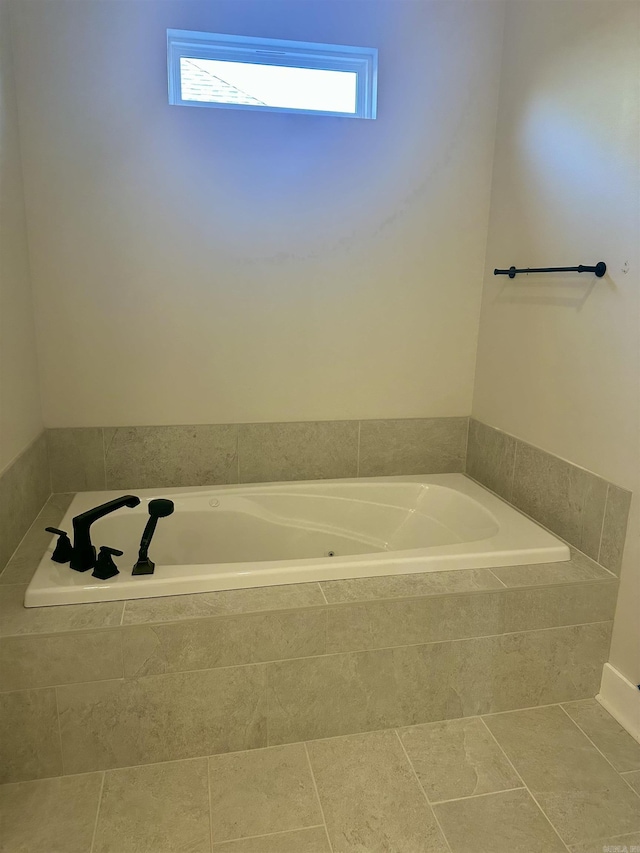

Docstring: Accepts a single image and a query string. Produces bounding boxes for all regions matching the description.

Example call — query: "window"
[167,30,377,119]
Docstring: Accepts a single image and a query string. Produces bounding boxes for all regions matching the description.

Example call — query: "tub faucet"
[70,495,141,572]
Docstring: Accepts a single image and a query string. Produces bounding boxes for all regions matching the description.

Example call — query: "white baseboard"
[597,662,640,744]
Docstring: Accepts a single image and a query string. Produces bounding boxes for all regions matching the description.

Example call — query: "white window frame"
[167,29,378,119]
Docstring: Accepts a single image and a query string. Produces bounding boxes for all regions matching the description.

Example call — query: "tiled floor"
[1,700,639,853]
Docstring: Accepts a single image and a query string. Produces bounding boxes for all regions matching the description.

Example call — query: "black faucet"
[69,495,141,572]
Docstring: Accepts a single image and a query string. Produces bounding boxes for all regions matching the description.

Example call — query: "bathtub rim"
[25,474,571,607]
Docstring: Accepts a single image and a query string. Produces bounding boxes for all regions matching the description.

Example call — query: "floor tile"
[212,827,331,852]
[93,758,210,853]
[0,772,103,853]
[398,717,521,802]
[562,699,640,772]
[569,832,640,853]
[434,788,565,853]
[623,770,640,795]
[0,687,62,783]
[209,744,323,842]
[484,705,640,845]
[307,730,449,853]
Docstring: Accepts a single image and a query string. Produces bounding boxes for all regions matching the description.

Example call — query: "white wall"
[10,0,504,428]
[473,2,640,686]
[0,1,42,473]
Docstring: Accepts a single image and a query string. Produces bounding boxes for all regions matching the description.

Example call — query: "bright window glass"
[179,58,358,113]
[168,30,377,119]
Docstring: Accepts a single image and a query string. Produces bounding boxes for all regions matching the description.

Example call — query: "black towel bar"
[494,262,606,279]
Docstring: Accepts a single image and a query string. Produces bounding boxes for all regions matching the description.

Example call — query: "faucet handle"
[92,546,123,581]
[45,527,73,564]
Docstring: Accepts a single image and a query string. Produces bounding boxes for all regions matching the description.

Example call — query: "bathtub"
[25,474,569,607]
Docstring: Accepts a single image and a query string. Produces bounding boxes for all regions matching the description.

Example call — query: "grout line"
[53,686,66,776]
[620,770,640,798]
[0,620,615,694]
[303,743,334,853]
[356,421,361,478]
[317,582,329,605]
[596,483,610,566]
[0,678,126,697]
[236,426,241,484]
[101,428,107,490]
[558,703,640,782]
[481,699,585,720]
[430,786,525,806]
[394,730,453,853]
[212,825,326,847]
[46,431,53,496]
[463,416,470,475]
[508,437,517,503]
[264,663,270,748]
[119,626,126,678]
[206,757,214,852]
[321,608,329,663]
[89,771,106,853]
[0,768,106,788]
[487,568,508,588]
[479,717,571,852]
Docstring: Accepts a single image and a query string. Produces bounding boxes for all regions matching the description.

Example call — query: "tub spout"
[70,495,140,572]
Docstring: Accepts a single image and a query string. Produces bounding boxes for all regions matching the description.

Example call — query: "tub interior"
[86,483,500,566]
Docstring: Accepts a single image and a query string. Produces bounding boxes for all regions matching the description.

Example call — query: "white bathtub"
[25,474,569,607]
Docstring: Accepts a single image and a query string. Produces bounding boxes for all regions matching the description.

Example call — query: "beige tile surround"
[43,417,631,577]
[0,432,49,572]
[46,417,469,493]
[1,417,631,581]
[467,418,632,574]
